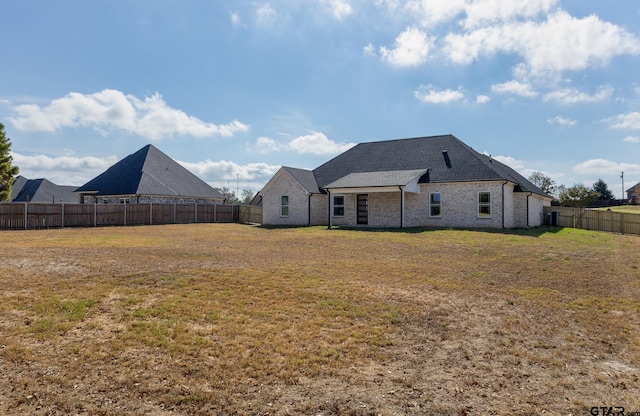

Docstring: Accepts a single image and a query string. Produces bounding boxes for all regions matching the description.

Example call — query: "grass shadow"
[329,225,565,237]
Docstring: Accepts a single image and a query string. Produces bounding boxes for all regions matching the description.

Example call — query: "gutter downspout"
[327,190,332,229]
[526,192,533,227]
[502,180,508,229]
[399,186,404,228]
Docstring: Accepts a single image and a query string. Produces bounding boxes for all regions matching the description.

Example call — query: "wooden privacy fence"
[544,206,640,236]
[0,203,262,231]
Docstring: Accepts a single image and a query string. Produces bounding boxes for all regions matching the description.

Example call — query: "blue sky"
[2,0,640,198]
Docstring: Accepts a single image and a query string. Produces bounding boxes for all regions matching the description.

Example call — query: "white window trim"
[429,192,441,218]
[280,195,289,217]
[478,191,491,218]
[332,194,345,217]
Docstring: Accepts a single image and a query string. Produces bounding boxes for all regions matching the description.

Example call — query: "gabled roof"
[75,145,224,199]
[626,182,640,193]
[11,176,79,203]
[325,169,427,189]
[313,134,549,197]
[283,167,320,193]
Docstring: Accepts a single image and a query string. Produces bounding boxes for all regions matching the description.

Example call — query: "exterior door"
[357,194,368,225]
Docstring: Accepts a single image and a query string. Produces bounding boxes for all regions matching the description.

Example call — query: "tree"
[240,189,255,204]
[0,123,20,201]
[215,186,239,204]
[558,184,599,207]
[528,171,557,196]
[592,178,614,200]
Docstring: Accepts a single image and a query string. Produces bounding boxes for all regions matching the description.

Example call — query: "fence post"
[124,200,127,226]
[214,204,217,223]
[195,202,197,223]
[94,202,97,227]
[24,202,27,230]
[150,202,153,225]
[61,201,64,229]
[173,202,176,224]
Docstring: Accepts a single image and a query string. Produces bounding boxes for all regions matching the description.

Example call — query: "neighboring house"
[260,134,552,229]
[10,176,80,203]
[627,182,640,204]
[75,144,224,204]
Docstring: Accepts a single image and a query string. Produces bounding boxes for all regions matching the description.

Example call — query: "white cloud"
[323,0,352,20]
[7,89,249,140]
[414,85,465,104]
[11,151,118,186]
[623,136,640,143]
[476,95,490,104]
[573,159,640,176]
[251,136,285,153]
[404,0,466,27]
[403,0,558,29]
[178,159,280,187]
[445,10,640,76]
[491,80,538,98]
[256,4,276,24]
[462,0,558,29]
[543,85,613,104]
[604,112,640,130]
[547,116,577,126]
[289,131,356,155]
[363,43,375,55]
[491,154,526,170]
[380,27,433,67]
[230,11,241,26]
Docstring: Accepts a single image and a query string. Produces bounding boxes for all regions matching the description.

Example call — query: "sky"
[2,0,640,198]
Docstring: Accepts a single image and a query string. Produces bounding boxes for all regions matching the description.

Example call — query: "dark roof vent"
[442,149,452,168]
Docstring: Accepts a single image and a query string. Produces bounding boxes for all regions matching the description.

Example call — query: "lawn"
[595,205,640,214]
[1,224,639,415]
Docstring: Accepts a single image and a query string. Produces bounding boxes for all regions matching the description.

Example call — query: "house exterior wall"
[310,193,328,226]
[261,171,310,225]
[403,181,507,228]
[513,193,550,227]
[627,183,639,203]
[513,193,528,228]
[267,176,549,229]
[81,195,223,205]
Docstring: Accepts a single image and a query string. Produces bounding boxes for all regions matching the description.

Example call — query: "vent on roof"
[442,150,452,169]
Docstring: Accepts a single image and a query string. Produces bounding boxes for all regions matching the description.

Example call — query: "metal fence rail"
[0,203,262,231]
[544,206,640,236]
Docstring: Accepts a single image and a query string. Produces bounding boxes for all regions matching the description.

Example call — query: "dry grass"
[595,205,640,214]
[1,224,639,415]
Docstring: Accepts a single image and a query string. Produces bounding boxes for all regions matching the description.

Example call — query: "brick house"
[627,182,640,204]
[75,145,224,205]
[260,135,552,228]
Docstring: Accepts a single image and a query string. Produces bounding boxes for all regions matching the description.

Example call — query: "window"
[333,195,345,217]
[478,192,491,217]
[280,196,289,217]
[120,198,130,204]
[429,193,441,217]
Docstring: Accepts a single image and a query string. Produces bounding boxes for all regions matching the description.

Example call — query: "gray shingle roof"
[11,176,80,203]
[75,145,224,199]
[325,169,427,189]
[312,134,549,197]
[283,167,320,193]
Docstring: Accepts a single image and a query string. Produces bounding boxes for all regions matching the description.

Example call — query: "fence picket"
[544,206,640,236]
[0,203,262,231]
